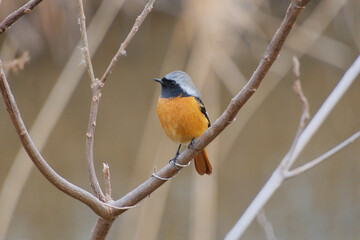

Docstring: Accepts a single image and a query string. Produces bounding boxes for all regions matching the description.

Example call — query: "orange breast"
[157,96,209,144]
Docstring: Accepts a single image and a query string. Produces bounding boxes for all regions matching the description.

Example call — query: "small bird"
[154,71,212,175]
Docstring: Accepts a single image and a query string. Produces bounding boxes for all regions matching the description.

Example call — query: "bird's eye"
[168,81,176,87]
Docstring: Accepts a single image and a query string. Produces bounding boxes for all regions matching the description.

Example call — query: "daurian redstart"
[154,71,212,175]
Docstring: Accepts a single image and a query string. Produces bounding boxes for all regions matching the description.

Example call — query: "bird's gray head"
[153,71,201,98]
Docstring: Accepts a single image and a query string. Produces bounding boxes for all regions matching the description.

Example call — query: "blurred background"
[0,0,359,239]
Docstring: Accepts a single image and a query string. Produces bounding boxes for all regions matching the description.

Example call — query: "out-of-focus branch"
[292,56,310,131]
[110,0,312,213]
[286,130,360,178]
[256,209,278,240]
[100,0,156,83]
[0,61,112,220]
[282,56,310,167]
[3,51,30,74]
[225,55,360,240]
[0,0,44,34]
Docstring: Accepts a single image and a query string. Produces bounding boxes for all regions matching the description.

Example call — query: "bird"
[153,71,212,175]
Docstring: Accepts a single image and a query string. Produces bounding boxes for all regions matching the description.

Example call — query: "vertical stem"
[77,0,96,82]
[90,217,114,240]
[86,80,106,200]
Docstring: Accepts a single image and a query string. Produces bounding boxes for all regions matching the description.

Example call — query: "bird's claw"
[188,137,197,152]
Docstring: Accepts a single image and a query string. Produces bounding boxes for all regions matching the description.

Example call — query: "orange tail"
[194,148,212,175]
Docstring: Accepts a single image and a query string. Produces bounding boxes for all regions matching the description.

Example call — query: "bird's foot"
[188,137,197,152]
[169,156,181,170]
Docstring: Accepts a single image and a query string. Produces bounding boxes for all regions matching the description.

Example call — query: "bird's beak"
[153,78,162,84]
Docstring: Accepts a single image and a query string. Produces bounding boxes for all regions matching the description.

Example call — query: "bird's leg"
[169,144,182,169]
[188,137,197,152]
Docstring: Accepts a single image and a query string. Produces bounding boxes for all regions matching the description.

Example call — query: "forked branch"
[0,61,111,220]
[77,0,156,202]
[100,0,156,83]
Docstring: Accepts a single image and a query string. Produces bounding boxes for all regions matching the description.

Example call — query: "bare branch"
[292,56,310,130]
[0,60,112,220]
[100,0,156,83]
[90,217,114,240]
[81,0,156,200]
[77,0,96,82]
[286,131,360,178]
[0,0,43,34]
[282,56,310,167]
[103,163,112,200]
[86,78,106,200]
[77,0,106,201]
[292,56,310,134]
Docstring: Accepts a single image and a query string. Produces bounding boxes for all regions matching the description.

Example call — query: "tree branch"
[90,217,114,240]
[77,0,156,201]
[77,0,108,201]
[86,78,106,200]
[286,130,360,178]
[281,56,310,168]
[77,0,106,201]
[99,0,156,83]
[0,61,113,220]
[77,0,96,82]
[0,0,44,34]
[77,0,106,202]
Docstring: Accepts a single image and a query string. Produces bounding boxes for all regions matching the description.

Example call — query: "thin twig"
[0,0,43,34]
[77,0,106,201]
[100,0,156,83]
[282,56,310,167]
[102,163,112,200]
[77,0,96,82]
[286,130,360,178]
[0,60,111,220]
[257,209,278,240]
[292,56,310,129]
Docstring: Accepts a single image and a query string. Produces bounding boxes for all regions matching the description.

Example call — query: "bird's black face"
[154,77,190,98]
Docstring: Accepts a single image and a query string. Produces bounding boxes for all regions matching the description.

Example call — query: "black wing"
[195,97,211,127]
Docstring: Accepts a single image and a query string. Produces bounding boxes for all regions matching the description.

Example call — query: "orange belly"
[157,96,208,144]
